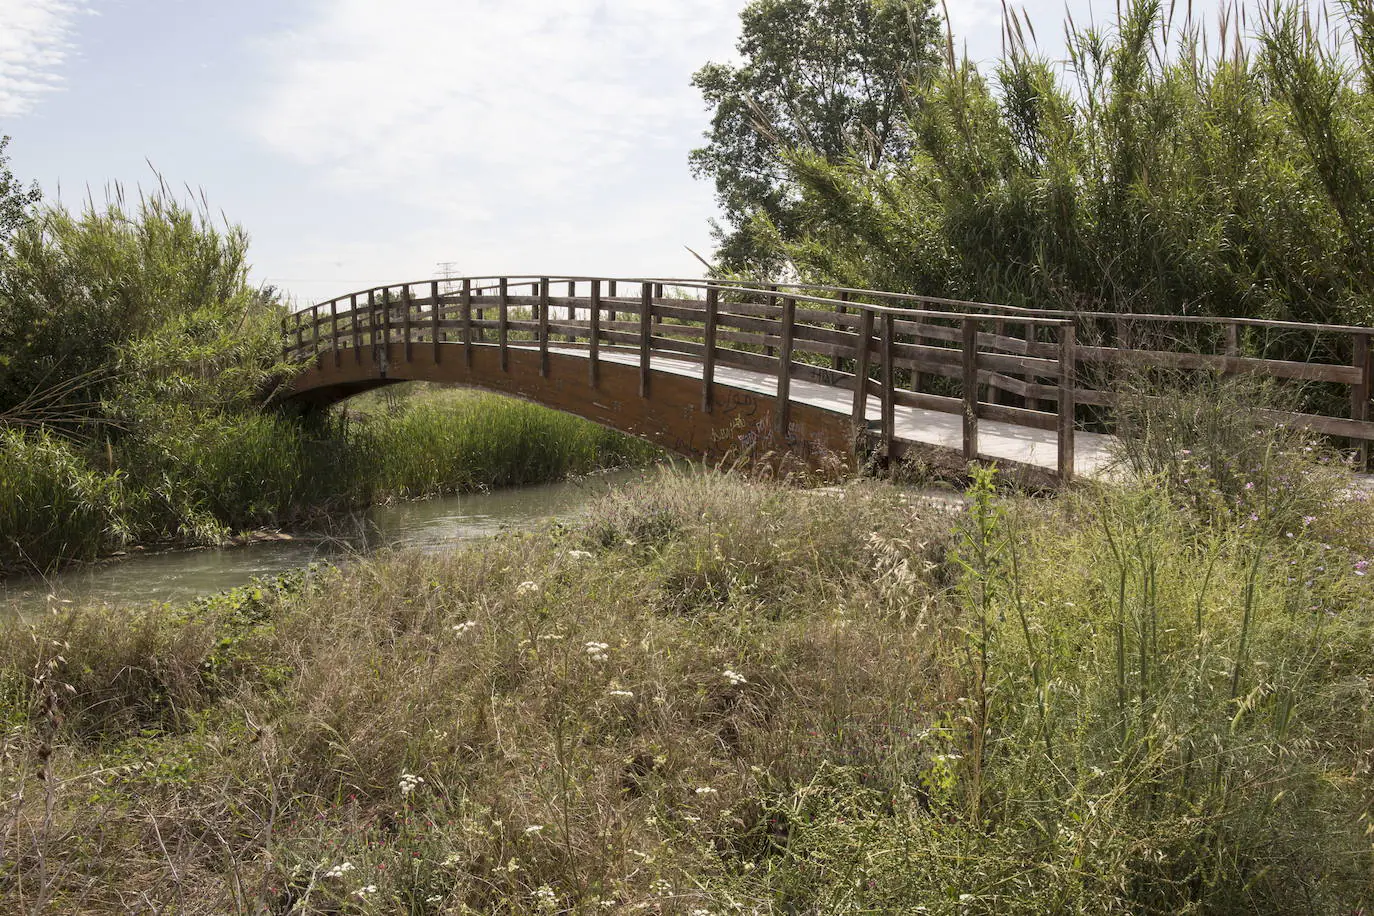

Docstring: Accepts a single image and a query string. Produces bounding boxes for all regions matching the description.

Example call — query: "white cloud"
[248,0,744,301]
[0,0,88,118]
[254,0,741,206]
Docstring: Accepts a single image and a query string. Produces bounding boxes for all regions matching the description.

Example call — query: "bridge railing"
[283,276,1374,478]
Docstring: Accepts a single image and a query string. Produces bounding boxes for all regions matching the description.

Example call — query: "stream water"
[1,470,646,616]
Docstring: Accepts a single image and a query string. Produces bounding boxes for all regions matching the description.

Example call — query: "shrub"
[0,428,127,574]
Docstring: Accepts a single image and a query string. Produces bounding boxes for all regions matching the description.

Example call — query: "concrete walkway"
[537,345,1117,478]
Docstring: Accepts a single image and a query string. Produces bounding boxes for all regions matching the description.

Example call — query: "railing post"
[539,277,550,378]
[702,285,718,413]
[639,281,653,398]
[774,296,796,440]
[589,279,601,389]
[962,318,979,461]
[293,310,304,360]
[380,288,393,372]
[429,281,442,364]
[370,289,380,362]
[310,304,321,364]
[765,284,777,358]
[461,278,473,368]
[832,291,850,371]
[473,282,483,345]
[1058,322,1077,482]
[1353,331,1371,469]
[652,282,664,329]
[351,293,361,363]
[281,313,292,361]
[607,279,617,322]
[565,279,577,342]
[330,300,340,367]
[880,313,895,455]
[401,286,413,363]
[498,278,510,372]
[1225,321,1240,358]
[992,316,1006,405]
[851,307,874,428]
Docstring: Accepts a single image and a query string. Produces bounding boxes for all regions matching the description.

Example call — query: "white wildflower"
[398,772,425,796]
[585,641,610,662]
[695,786,717,796]
[516,581,540,597]
[567,549,594,560]
[452,620,478,636]
[608,689,634,698]
[354,884,377,897]
[722,669,747,686]
[534,885,558,913]
[524,824,545,835]
[323,861,355,879]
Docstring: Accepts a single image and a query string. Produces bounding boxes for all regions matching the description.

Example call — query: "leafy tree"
[0,136,40,248]
[690,0,943,274]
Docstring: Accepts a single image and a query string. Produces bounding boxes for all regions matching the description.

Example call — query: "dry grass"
[2,461,1372,913]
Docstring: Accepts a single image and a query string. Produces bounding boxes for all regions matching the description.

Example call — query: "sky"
[2,0,1230,308]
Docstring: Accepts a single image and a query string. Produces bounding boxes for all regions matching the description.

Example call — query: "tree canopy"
[690,0,942,275]
[0,136,41,249]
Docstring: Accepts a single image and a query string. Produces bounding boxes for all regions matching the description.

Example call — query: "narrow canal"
[1,469,646,615]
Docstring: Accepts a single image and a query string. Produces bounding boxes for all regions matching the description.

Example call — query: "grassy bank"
[3,440,1372,912]
[0,384,658,577]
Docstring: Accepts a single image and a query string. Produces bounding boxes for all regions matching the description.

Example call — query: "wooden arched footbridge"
[282,276,1374,482]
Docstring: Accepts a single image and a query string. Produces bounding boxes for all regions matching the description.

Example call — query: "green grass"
[347,384,660,500]
[3,440,1372,912]
[0,385,659,577]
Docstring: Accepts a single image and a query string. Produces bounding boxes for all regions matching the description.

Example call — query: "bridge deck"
[541,345,1116,477]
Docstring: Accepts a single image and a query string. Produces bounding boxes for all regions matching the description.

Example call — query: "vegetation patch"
[2,443,1372,912]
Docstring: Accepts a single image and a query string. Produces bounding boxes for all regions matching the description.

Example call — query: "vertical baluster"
[608,279,618,323]
[538,278,550,377]
[499,278,510,372]
[880,313,895,455]
[462,278,473,368]
[1353,331,1371,469]
[774,296,796,440]
[992,316,1006,405]
[330,300,340,367]
[852,307,874,428]
[962,318,978,461]
[765,285,777,358]
[589,279,601,389]
[430,281,442,364]
[702,285,719,413]
[1058,322,1077,482]
[832,291,849,371]
[639,282,653,397]
[351,294,361,363]
[401,286,413,362]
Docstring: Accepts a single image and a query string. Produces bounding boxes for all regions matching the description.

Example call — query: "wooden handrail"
[282,273,1374,479]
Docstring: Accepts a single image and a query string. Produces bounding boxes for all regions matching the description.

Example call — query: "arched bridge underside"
[283,276,1374,483]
